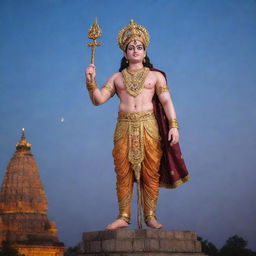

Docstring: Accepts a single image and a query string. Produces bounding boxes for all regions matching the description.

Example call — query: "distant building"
[0,129,64,256]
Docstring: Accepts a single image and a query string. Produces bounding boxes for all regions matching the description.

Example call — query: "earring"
[126,59,129,64]
[143,57,146,63]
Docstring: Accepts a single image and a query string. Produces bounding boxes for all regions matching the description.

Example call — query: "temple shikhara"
[0,129,64,256]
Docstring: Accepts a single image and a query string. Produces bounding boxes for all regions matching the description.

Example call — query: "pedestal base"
[78,229,207,256]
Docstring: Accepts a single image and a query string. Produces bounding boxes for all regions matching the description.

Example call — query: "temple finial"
[21,128,25,139]
[16,128,31,151]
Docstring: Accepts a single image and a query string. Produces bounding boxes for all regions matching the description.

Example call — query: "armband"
[156,84,170,96]
[103,83,115,97]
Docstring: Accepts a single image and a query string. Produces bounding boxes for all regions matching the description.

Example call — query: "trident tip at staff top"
[87,17,102,65]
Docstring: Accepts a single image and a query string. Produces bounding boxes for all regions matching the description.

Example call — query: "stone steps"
[78,230,207,256]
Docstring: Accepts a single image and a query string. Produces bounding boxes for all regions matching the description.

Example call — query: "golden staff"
[134,165,143,229]
[87,18,102,82]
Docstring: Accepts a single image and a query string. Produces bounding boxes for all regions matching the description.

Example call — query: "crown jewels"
[117,19,150,51]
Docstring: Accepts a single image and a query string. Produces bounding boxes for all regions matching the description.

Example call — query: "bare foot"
[105,218,129,230]
[146,218,164,229]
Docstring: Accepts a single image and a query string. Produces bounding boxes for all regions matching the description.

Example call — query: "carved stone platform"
[78,229,207,256]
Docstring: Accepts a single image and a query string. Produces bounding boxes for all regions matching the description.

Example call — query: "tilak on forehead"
[117,19,150,51]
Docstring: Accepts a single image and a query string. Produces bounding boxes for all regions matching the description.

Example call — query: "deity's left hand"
[168,128,179,146]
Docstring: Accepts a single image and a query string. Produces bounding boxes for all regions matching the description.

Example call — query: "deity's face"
[125,40,146,64]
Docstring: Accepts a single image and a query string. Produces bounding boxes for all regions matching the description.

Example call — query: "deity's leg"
[141,130,163,223]
[112,132,134,224]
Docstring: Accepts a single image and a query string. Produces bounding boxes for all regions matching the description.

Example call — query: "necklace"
[121,67,149,97]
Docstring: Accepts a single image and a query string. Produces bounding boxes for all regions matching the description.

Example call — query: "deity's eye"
[137,45,143,50]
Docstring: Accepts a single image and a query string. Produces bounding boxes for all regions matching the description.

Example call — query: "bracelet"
[86,80,98,93]
[168,119,179,129]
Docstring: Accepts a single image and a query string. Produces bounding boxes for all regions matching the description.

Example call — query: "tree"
[220,235,256,256]
[198,237,219,256]
[64,246,78,256]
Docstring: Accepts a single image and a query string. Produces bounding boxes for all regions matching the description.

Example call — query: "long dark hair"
[119,55,153,72]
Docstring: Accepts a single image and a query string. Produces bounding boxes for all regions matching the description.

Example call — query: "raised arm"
[155,72,179,146]
[85,64,116,106]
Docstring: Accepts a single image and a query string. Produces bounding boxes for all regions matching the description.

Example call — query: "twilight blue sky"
[0,0,256,250]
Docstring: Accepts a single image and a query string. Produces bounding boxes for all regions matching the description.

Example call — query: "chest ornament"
[121,67,149,97]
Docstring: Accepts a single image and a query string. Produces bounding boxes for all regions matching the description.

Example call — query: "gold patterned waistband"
[118,110,155,121]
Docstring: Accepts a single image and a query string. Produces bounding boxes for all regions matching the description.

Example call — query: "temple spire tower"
[0,129,64,256]
[1,128,47,214]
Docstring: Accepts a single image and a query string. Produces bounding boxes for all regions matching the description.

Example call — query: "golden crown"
[117,19,150,51]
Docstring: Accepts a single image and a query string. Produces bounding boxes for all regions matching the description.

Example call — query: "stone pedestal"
[78,229,207,256]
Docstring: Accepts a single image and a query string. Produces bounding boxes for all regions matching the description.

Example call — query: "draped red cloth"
[151,68,190,189]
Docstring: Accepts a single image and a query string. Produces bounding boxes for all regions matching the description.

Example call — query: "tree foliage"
[219,235,256,256]
[64,246,78,256]
[198,237,219,256]
[199,235,256,256]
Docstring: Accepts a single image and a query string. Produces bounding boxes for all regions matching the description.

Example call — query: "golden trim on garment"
[117,110,155,121]
[113,121,129,142]
[156,84,169,96]
[143,119,161,140]
[118,193,132,223]
[102,83,115,97]
[128,121,144,176]
[121,67,149,97]
[160,175,190,189]
[117,19,150,51]
[144,198,156,213]
[116,111,160,141]
[114,110,160,180]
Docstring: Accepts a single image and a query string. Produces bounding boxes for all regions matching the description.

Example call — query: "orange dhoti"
[112,110,163,224]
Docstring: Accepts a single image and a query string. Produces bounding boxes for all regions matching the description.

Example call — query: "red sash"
[151,68,190,189]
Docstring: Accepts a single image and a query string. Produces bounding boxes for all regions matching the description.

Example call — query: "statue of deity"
[85,20,189,230]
